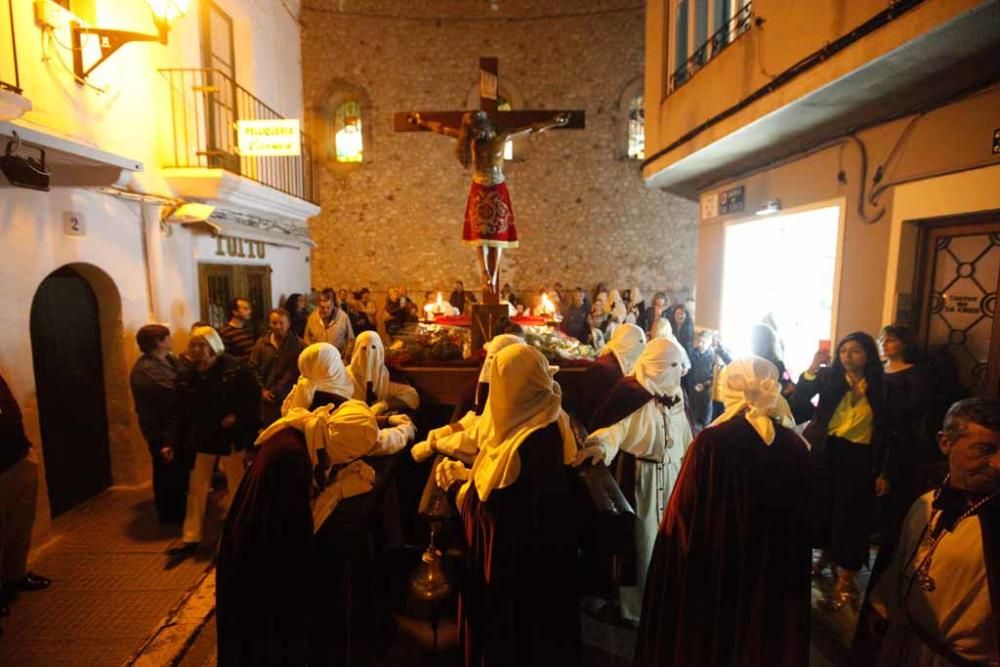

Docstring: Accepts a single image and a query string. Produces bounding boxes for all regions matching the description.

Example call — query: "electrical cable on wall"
[754,16,775,79]
[846,133,885,225]
[301,2,643,22]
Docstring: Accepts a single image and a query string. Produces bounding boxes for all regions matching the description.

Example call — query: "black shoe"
[15,572,51,592]
[165,541,199,556]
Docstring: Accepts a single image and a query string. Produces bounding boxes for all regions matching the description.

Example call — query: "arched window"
[628,94,645,160]
[334,100,363,163]
[312,80,372,172]
[616,77,645,161]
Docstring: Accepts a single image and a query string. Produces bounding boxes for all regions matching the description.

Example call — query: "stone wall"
[302,0,697,300]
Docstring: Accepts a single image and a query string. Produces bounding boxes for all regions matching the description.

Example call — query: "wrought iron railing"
[159,68,318,205]
[670,1,753,93]
[1,0,21,94]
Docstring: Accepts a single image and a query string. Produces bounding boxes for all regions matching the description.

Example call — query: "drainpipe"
[139,202,166,323]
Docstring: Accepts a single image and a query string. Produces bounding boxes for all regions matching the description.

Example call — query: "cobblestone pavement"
[0,484,221,666]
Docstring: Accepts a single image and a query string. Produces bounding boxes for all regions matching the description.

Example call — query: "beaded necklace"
[910,477,999,593]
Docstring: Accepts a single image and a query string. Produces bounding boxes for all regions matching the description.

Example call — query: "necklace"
[911,479,999,592]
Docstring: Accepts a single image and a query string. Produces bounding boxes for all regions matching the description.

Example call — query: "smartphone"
[818,339,832,355]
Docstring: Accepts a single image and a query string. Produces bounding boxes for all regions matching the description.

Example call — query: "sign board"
[215,235,267,259]
[718,185,745,215]
[700,192,719,220]
[63,211,85,236]
[236,119,301,157]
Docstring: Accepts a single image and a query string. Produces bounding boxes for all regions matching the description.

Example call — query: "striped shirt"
[220,323,256,362]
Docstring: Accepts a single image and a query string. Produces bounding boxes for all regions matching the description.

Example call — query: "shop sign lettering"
[215,236,267,259]
[944,295,980,315]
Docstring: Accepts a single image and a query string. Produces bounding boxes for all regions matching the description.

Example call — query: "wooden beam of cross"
[392,57,585,133]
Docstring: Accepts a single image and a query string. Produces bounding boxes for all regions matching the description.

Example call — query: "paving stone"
[0,485,219,666]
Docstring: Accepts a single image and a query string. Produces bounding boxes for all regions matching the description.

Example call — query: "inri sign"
[236,119,301,157]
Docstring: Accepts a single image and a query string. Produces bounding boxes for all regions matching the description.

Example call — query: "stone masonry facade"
[302,0,697,300]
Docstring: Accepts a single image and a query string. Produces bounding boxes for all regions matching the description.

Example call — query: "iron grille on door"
[198,263,272,338]
[917,220,1000,397]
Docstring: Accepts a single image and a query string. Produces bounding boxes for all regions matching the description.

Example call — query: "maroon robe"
[580,353,625,430]
[457,421,581,666]
[635,417,812,667]
[216,427,314,666]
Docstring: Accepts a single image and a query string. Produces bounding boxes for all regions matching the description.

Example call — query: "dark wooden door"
[915,216,1000,397]
[30,267,112,516]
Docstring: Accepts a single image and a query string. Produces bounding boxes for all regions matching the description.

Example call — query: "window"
[314,80,371,170]
[334,100,363,163]
[615,77,644,161]
[498,97,513,160]
[670,0,752,92]
[628,95,644,160]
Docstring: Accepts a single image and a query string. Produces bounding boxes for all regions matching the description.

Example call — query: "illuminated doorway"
[720,204,842,378]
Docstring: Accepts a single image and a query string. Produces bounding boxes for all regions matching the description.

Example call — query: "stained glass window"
[334,100,363,163]
[628,95,645,160]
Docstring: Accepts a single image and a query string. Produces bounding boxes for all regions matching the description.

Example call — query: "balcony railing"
[1,0,21,94]
[160,68,317,205]
[670,1,753,93]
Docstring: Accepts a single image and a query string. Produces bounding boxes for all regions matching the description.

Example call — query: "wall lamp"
[755,199,782,216]
[71,0,190,81]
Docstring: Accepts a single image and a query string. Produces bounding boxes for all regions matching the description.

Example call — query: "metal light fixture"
[755,199,781,216]
[71,0,190,81]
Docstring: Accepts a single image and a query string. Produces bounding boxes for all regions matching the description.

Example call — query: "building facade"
[301,0,698,299]
[1,0,318,538]
[644,0,1000,391]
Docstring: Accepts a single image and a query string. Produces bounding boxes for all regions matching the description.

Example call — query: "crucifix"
[394,57,585,305]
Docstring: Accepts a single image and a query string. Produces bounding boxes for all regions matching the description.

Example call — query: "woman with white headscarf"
[435,344,581,665]
[169,326,260,557]
[574,337,694,624]
[347,331,419,414]
[635,357,811,667]
[578,323,647,429]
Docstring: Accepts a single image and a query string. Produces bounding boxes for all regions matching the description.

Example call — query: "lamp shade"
[146,0,190,26]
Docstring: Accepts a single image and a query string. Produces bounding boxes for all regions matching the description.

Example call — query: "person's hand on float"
[435,459,470,491]
[371,401,389,416]
[875,475,891,497]
[411,440,434,462]
[387,414,411,427]
[572,444,605,467]
[220,413,237,429]
[160,446,174,463]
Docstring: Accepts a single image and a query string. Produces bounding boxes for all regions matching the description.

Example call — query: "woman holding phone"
[795,332,887,610]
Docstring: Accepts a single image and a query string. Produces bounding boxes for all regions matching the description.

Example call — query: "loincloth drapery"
[462,181,519,248]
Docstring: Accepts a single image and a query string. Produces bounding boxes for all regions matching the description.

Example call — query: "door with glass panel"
[200,1,238,171]
[915,217,1000,397]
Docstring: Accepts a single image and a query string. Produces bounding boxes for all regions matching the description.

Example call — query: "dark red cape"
[216,428,314,666]
[635,417,813,667]
[579,353,625,430]
[458,421,581,666]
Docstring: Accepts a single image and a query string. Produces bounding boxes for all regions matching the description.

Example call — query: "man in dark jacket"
[129,324,187,524]
[0,373,52,627]
[167,327,260,557]
[249,309,306,427]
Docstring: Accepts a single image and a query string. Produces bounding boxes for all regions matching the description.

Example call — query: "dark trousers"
[689,388,713,430]
[149,443,188,525]
[825,436,874,571]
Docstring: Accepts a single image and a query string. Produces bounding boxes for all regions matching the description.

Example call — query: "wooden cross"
[392,57,585,134]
